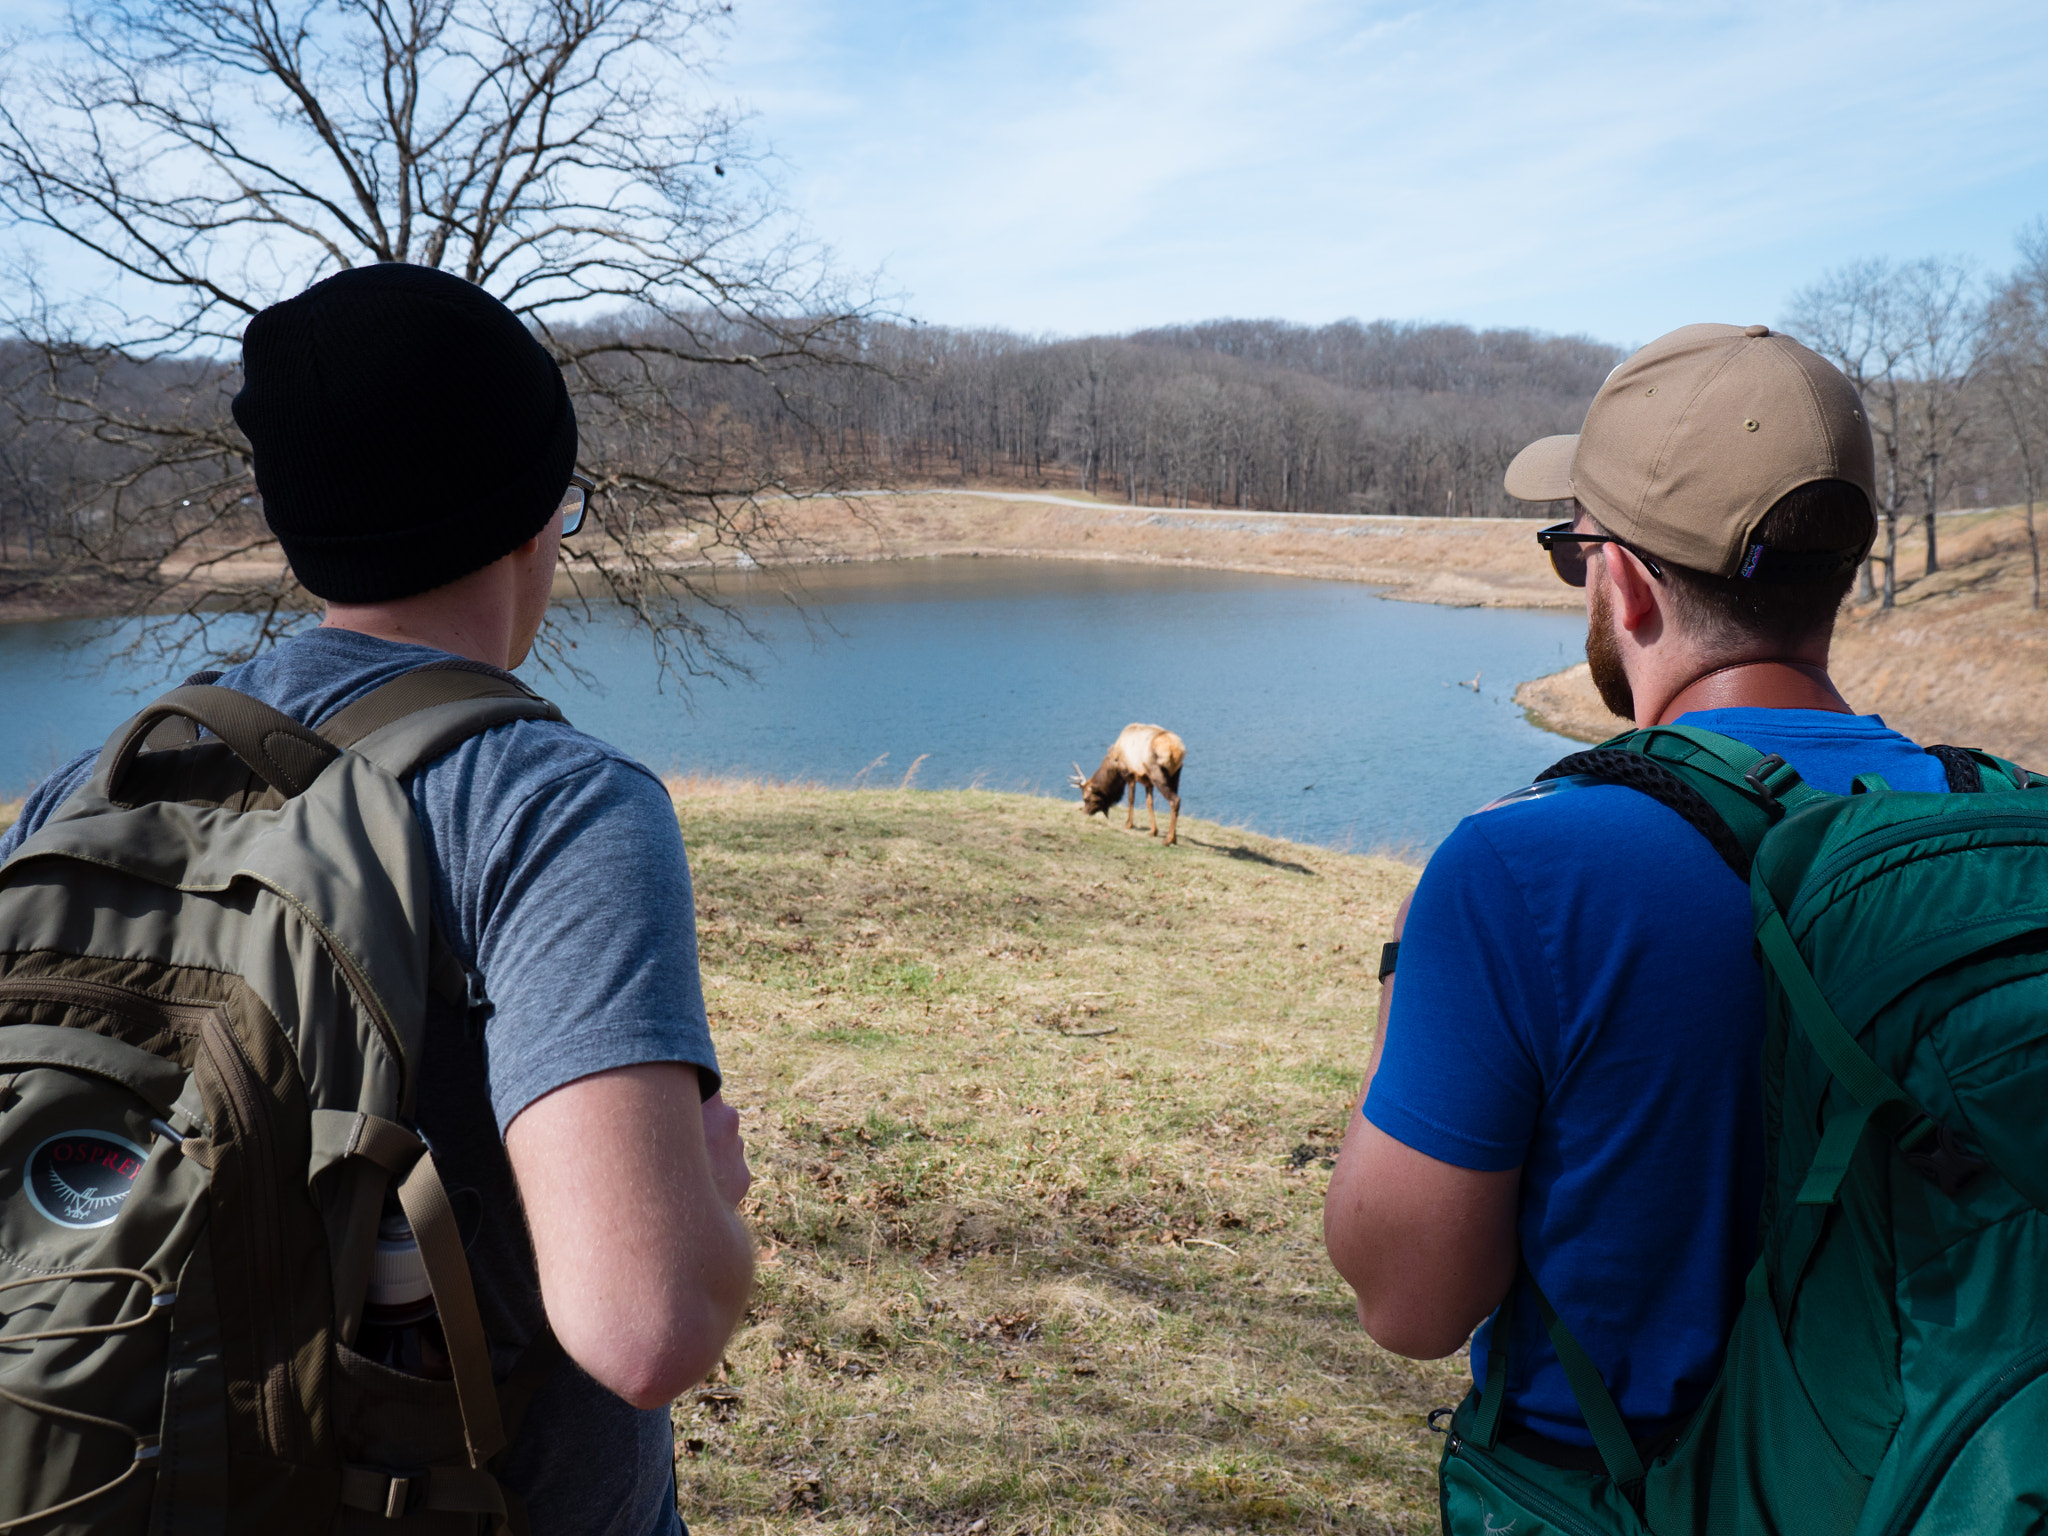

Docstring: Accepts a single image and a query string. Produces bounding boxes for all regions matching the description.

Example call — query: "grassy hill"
[667,779,1453,1534]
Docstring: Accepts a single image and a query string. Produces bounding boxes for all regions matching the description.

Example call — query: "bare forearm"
[509,1064,757,1409]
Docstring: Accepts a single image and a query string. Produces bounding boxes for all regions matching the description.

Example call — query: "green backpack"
[1435,726,2048,1536]
[0,666,562,1534]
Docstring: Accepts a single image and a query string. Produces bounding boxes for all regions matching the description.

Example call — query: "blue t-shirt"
[1364,709,1944,1445]
[1,628,711,1536]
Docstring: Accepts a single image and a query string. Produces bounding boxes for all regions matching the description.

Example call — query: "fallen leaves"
[694,1387,741,1420]
[966,1311,1038,1344]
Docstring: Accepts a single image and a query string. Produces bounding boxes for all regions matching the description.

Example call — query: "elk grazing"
[1071,724,1185,846]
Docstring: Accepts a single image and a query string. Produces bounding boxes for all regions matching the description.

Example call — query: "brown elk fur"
[1070,724,1185,845]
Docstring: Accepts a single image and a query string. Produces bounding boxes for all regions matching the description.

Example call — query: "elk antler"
[1069,761,1088,788]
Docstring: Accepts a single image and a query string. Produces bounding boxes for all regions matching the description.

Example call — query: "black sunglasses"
[559,472,595,538]
[1536,521,1664,587]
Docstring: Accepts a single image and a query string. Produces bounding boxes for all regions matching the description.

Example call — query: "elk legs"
[1121,775,1176,840]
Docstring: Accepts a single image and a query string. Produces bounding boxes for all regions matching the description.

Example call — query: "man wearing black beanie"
[230,262,582,604]
[2,263,755,1536]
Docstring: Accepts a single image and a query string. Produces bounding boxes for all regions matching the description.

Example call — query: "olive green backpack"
[0,667,562,1534]
[1433,725,2048,1536]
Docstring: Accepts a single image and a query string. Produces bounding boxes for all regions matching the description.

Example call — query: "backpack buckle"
[1427,1406,1462,1453]
[1898,1118,1988,1198]
[342,1465,428,1520]
[1742,754,1799,810]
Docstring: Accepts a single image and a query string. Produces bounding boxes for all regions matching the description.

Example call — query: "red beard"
[1586,582,1636,721]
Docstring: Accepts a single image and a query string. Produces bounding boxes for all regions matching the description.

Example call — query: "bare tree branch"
[1784,258,1987,607]
[0,0,884,683]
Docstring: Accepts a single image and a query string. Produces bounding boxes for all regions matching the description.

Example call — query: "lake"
[0,558,1589,854]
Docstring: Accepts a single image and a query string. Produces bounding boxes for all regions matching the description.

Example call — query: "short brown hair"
[1620,480,1873,650]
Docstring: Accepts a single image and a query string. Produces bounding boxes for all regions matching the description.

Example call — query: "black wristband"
[1378,941,1400,981]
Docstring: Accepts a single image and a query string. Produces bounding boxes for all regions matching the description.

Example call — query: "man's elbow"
[553,1249,756,1409]
[1329,1228,1485,1360]
[1354,1295,1476,1362]
[1333,1243,1494,1360]
[570,1303,734,1410]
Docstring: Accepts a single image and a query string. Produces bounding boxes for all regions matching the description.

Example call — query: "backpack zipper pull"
[148,1116,214,1168]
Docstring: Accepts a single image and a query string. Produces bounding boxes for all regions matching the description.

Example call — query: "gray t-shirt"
[2,628,714,1536]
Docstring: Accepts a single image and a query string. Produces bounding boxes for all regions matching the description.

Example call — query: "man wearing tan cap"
[1325,324,1921,1468]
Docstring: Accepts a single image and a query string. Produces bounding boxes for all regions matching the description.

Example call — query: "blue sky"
[720,0,2048,348]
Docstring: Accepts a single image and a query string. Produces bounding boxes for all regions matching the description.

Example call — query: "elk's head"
[1072,760,1118,817]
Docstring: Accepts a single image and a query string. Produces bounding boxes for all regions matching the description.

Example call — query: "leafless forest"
[7,285,2045,607]
[0,0,2042,665]
[628,314,1624,515]
[0,312,1625,588]
[1786,242,2048,608]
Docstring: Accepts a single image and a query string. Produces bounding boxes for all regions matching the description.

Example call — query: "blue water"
[0,559,1589,853]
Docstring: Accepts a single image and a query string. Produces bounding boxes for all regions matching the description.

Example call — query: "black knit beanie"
[231,263,578,604]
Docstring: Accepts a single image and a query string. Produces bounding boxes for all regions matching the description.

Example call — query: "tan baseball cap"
[1503,322,1877,578]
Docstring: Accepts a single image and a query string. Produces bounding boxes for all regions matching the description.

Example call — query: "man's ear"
[1601,542,1661,633]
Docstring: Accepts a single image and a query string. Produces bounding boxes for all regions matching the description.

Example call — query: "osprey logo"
[26,1131,150,1230]
[1483,1513,1518,1535]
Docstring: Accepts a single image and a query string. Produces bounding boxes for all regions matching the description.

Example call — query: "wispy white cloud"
[722,0,2048,341]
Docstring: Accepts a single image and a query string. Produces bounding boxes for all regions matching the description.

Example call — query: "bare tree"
[785,318,1614,519]
[0,0,874,678]
[1985,227,2048,610]
[1785,261,1914,607]
[1787,258,1987,601]
[1896,259,1986,577]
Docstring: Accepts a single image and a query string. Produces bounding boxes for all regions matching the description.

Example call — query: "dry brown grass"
[1511,662,1615,743]
[1828,510,2048,764]
[665,780,1455,1535]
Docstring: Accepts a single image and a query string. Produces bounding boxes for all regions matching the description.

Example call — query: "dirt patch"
[1514,661,1622,743]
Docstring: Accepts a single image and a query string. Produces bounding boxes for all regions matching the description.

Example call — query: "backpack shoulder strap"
[316,663,568,1013]
[1925,743,2045,793]
[318,660,566,780]
[1538,745,1756,880]
[1469,1260,1648,1490]
[96,683,341,803]
[1536,725,1817,881]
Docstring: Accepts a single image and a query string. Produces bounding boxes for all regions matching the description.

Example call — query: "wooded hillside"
[731,317,1624,518]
